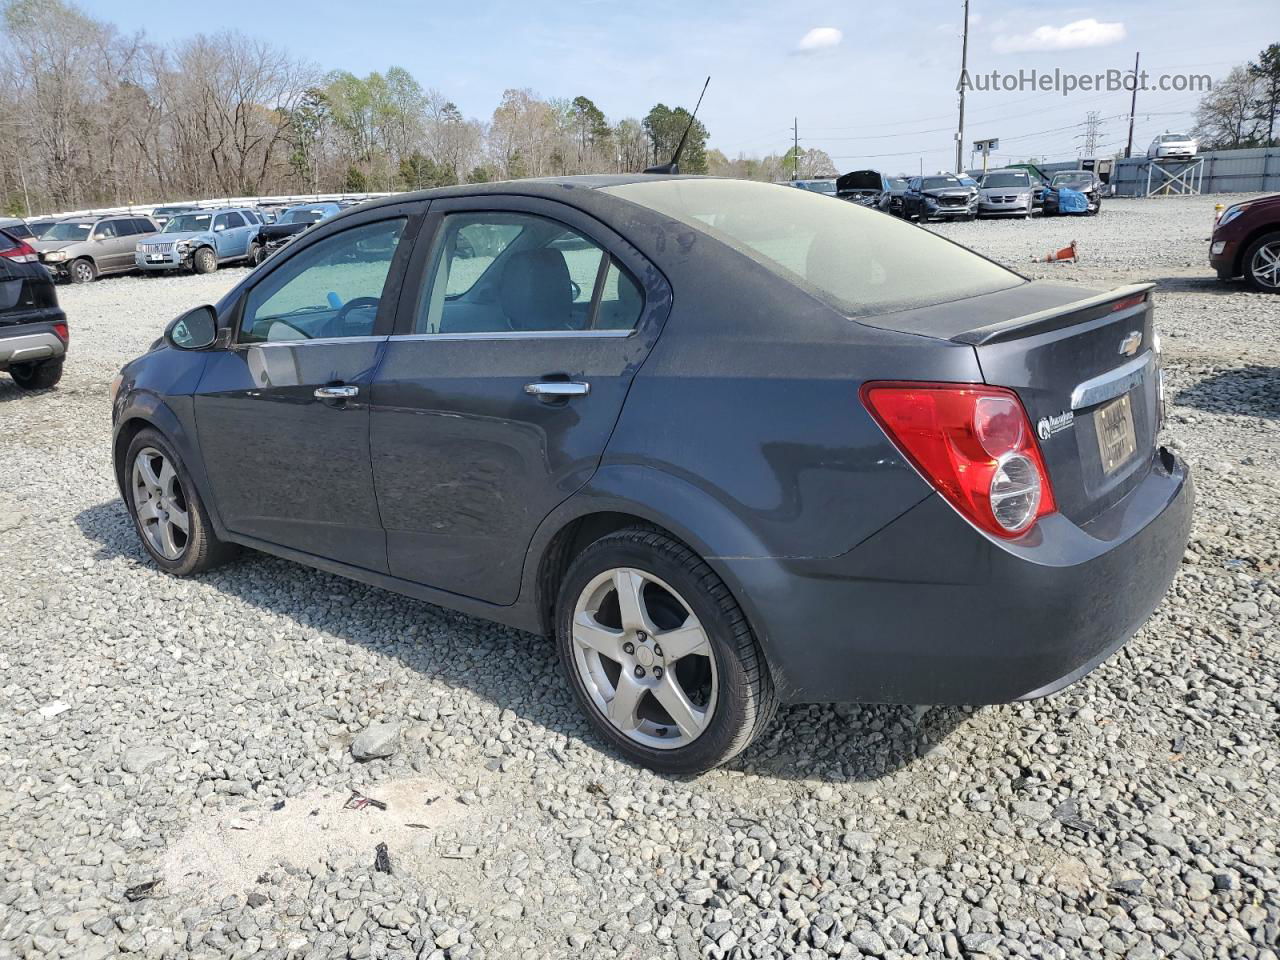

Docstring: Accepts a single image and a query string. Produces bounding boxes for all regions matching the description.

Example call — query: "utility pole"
[955,0,969,173]
[793,117,800,180]
[1125,51,1140,158]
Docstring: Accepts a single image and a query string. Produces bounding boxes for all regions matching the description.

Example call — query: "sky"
[84,0,1271,176]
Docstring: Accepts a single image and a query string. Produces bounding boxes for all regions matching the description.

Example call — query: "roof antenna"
[644,77,710,175]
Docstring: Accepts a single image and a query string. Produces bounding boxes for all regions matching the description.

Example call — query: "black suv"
[0,228,67,390]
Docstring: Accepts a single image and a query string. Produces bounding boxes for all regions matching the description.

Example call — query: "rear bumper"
[0,322,67,368]
[722,448,1193,704]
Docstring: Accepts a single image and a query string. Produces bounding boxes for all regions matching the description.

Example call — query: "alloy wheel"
[131,447,190,561]
[1251,241,1280,290]
[570,567,718,750]
[72,260,94,283]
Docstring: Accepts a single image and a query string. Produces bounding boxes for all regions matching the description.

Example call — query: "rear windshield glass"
[603,179,1022,316]
[165,214,214,233]
[284,209,327,224]
[43,221,93,241]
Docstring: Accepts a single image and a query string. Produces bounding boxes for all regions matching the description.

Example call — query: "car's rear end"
[0,229,68,380]
[600,178,1191,705]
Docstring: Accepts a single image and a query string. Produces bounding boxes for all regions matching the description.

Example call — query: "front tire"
[69,258,96,283]
[247,242,264,267]
[9,358,63,390]
[193,247,217,274]
[556,527,777,774]
[1243,231,1280,293]
[124,429,237,575]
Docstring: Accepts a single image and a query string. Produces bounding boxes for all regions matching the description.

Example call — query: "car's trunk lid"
[857,280,1160,525]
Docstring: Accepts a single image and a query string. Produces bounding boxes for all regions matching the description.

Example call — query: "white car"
[1147,133,1198,161]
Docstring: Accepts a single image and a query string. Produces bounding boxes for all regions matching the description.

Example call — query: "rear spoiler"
[951,282,1155,346]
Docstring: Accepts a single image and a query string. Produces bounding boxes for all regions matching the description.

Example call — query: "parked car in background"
[1,227,67,390]
[257,202,342,255]
[1147,134,1198,161]
[1043,171,1102,216]
[110,175,1191,773]
[1003,163,1050,208]
[880,176,910,217]
[785,179,838,197]
[135,207,264,275]
[836,170,891,209]
[0,217,34,241]
[977,169,1034,219]
[34,214,159,283]
[150,205,202,229]
[901,174,977,221]
[1210,193,1280,293]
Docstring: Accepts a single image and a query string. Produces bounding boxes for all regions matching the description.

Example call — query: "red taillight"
[1111,293,1147,312]
[861,381,1056,539]
[0,239,38,264]
[52,322,69,343]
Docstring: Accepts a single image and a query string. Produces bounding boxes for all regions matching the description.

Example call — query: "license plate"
[148,254,164,262]
[1094,393,1137,474]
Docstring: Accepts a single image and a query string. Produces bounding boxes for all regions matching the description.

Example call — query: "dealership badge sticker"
[1037,410,1075,441]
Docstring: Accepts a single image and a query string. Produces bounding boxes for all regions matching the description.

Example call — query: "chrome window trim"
[1070,350,1153,410]
[389,329,635,343]
[232,335,388,350]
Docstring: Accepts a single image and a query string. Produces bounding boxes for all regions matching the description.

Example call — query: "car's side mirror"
[164,305,219,350]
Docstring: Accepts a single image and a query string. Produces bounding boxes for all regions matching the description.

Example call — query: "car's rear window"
[603,178,1022,316]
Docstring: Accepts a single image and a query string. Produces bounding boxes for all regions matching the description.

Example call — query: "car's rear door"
[367,195,670,604]
[192,205,422,571]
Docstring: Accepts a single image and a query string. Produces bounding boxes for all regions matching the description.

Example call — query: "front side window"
[219,212,246,229]
[604,178,1022,317]
[94,221,119,239]
[415,212,642,335]
[240,219,405,344]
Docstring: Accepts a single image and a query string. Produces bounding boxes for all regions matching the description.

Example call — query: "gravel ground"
[0,195,1277,960]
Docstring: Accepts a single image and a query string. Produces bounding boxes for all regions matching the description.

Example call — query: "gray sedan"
[110,176,1192,773]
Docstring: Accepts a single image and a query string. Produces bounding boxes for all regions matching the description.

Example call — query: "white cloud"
[795,27,843,53]
[992,18,1126,53]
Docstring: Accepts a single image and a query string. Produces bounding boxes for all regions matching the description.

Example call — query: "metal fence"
[38,193,399,221]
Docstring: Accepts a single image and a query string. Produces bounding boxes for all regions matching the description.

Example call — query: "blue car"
[135,207,264,274]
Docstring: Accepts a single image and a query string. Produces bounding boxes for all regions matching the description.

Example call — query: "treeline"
[0,0,709,215]
[1194,43,1280,150]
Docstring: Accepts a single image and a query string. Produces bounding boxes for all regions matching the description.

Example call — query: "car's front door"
[368,198,668,604]
[212,212,248,261]
[193,210,420,571]
[93,219,129,272]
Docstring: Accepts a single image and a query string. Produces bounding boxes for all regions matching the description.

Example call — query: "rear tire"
[193,247,217,274]
[1243,231,1280,293]
[124,428,238,576]
[555,527,777,774]
[9,358,63,390]
[69,258,96,283]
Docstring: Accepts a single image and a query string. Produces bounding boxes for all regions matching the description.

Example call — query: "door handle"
[314,384,359,400]
[524,381,590,398]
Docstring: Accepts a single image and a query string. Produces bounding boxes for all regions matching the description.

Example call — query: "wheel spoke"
[607,672,646,732]
[167,504,190,534]
[613,569,657,635]
[157,459,177,497]
[653,674,707,740]
[135,456,162,493]
[135,498,160,523]
[655,617,709,661]
[573,611,623,660]
[157,519,180,558]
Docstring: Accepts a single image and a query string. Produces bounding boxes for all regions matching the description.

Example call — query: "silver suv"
[33,214,159,283]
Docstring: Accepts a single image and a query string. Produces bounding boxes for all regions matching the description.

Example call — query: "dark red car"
[1210,193,1280,292]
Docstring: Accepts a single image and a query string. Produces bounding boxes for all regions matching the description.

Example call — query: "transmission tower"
[1078,111,1104,158]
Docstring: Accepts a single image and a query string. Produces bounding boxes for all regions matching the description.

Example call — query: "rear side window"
[415,212,642,335]
[604,179,1022,317]
[5,223,33,240]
